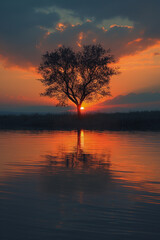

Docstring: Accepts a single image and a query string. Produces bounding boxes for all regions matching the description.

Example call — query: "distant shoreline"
[0,111,160,131]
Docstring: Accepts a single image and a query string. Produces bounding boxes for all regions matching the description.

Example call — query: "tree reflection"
[44,130,111,172]
[40,130,114,197]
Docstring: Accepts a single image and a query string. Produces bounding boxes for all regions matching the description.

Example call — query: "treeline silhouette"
[0,111,160,131]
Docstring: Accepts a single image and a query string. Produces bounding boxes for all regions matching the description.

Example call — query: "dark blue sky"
[0,0,160,67]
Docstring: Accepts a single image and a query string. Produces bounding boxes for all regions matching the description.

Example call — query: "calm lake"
[0,130,160,240]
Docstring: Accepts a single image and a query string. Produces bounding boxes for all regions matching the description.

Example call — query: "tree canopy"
[38,44,118,117]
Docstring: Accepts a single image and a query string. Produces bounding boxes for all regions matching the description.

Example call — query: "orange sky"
[0,42,160,111]
[0,1,160,112]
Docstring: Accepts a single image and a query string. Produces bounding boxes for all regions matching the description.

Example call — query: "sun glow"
[80,107,84,110]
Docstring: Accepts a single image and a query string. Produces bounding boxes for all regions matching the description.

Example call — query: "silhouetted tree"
[38,44,118,118]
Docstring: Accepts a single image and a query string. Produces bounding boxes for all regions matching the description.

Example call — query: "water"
[0,130,160,240]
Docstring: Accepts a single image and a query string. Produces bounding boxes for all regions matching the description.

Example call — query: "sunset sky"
[0,0,160,113]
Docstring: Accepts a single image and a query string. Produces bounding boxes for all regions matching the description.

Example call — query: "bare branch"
[38,44,119,114]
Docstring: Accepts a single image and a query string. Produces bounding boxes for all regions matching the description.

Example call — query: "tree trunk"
[77,104,81,119]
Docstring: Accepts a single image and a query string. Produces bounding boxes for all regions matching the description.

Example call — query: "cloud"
[101,92,160,105]
[88,92,160,112]
[0,0,60,68]
[0,105,73,115]
[52,0,160,38]
[154,52,160,56]
[0,0,160,68]
[42,22,157,61]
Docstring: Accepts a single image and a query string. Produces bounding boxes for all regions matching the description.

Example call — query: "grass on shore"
[0,111,160,131]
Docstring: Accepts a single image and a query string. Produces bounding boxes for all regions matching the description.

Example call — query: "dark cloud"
[0,0,60,67]
[101,92,160,105]
[43,22,156,60]
[91,92,160,112]
[0,0,159,68]
[154,52,160,56]
[0,105,73,115]
[52,0,160,38]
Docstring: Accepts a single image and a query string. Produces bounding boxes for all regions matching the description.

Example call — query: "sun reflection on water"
[0,130,160,203]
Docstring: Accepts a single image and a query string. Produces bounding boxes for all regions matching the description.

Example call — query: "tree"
[38,44,118,118]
